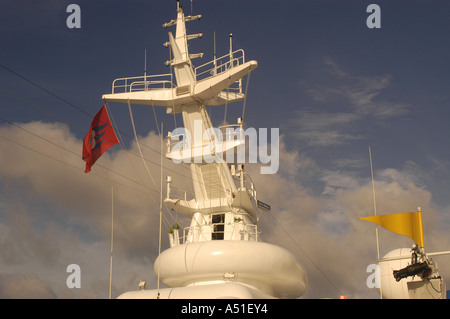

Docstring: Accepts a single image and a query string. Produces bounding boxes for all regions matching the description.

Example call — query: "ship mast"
[103,3,259,237]
[107,2,307,299]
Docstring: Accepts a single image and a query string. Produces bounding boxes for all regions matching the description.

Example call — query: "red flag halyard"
[82,105,119,173]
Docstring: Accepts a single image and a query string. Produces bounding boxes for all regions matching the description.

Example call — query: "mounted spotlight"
[393,262,430,282]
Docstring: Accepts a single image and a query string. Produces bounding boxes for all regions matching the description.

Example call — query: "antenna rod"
[229,33,233,61]
[213,31,217,75]
[369,146,382,299]
[109,185,114,299]
[157,122,164,299]
[369,146,380,259]
[144,49,147,90]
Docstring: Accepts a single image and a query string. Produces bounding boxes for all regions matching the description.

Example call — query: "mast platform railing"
[194,49,245,86]
[166,183,196,203]
[111,73,174,94]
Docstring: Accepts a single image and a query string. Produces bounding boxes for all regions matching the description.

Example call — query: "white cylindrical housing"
[154,240,307,299]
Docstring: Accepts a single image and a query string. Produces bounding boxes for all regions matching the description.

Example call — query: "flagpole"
[369,147,380,259]
[157,122,163,299]
[369,146,382,299]
[109,185,114,299]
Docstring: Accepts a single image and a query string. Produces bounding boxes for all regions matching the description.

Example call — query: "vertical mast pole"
[213,32,217,75]
[157,123,164,298]
[109,185,114,299]
[144,49,147,91]
[369,146,382,299]
[229,33,233,62]
[369,147,380,260]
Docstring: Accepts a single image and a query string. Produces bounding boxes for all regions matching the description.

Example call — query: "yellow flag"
[360,211,424,247]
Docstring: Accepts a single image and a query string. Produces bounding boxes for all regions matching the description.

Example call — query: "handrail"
[111,73,174,94]
[181,222,258,244]
[110,49,246,94]
[218,123,244,141]
[194,49,245,81]
[165,123,245,160]
[167,184,195,202]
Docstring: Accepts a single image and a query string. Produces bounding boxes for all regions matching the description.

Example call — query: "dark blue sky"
[1,0,450,299]
[2,1,449,160]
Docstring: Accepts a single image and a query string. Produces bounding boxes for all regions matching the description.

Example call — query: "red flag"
[82,105,119,173]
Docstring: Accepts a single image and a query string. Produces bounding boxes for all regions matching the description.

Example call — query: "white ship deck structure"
[103,1,307,299]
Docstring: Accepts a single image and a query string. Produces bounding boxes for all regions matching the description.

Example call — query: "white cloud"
[291,111,362,146]
[0,121,180,298]
[320,170,361,196]
[252,142,450,298]
[0,273,57,299]
[0,121,448,299]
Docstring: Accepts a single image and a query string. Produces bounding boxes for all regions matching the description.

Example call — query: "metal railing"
[167,183,195,203]
[218,123,244,141]
[194,49,245,83]
[165,123,244,160]
[111,73,174,94]
[181,222,258,244]
[110,49,245,94]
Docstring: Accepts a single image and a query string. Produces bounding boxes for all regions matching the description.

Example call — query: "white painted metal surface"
[153,241,307,299]
[107,2,307,299]
[378,248,446,299]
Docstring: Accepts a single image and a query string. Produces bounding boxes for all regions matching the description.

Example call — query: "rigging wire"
[1,86,227,217]
[127,99,159,190]
[265,211,342,295]
[0,84,212,196]
[105,102,149,188]
[157,122,163,298]
[1,64,257,233]
[0,63,162,161]
[105,102,179,230]
[1,74,253,233]
[241,73,251,123]
[152,103,161,136]
[0,87,86,134]
[0,118,147,193]
[0,64,342,296]
[0,114,180,231]
[0,128,148,197]
[0,63,92,118]
[0,64,234,200]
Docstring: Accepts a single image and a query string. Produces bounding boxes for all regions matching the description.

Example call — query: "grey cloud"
[0,273,56,298]
[0,121,448,299]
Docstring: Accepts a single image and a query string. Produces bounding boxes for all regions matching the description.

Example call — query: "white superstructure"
[377,247,447,299]
[103,1,307,299]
